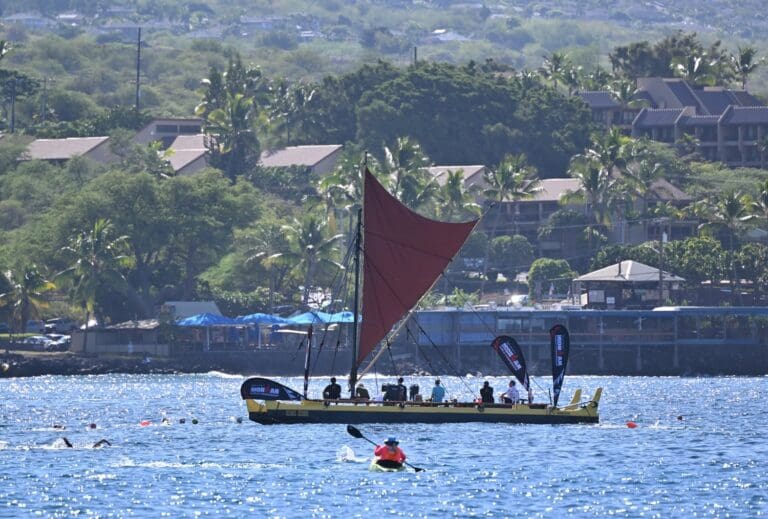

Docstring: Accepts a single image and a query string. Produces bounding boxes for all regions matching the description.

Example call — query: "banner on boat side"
[490,335,530,390]
[550,324,570,407]
[240,377,303,401]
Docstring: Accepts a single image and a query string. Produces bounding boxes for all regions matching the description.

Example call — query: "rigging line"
[384,340,400,381]
[289,338,306,363]
[307,235,356,375]
[407,316,478,398]
[356,198,489,378]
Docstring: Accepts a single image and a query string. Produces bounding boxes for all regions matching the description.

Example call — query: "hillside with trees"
[3,3,768,331]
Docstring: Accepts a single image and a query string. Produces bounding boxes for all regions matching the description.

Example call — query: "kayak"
[369,459,406,472]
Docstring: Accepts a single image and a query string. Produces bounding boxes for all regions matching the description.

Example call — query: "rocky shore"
[0,352,223,378]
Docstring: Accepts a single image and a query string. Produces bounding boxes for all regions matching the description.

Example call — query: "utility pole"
[41,77,54,123]
[658,220,668,306]
[135,27,142,120]
[9,77,16,133]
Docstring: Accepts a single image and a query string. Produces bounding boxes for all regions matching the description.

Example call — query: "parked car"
[25,320,46,333]
[45,318,78,333]
[44,334,71,352]
[20,335,53,351]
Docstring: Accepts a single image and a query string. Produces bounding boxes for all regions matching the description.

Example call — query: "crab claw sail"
[358,169,478,365]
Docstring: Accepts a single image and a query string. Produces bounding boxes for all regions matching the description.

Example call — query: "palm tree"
[379,137,438,213]
[580,65,612,91]
[0,266,56,339]
[561,65,582,96]
[607,80,650,125]
[270,82,317,145]
[696,192,755,302]
[672,54,715,86]
[481,154,540,294]
[540,52,569,91]
[243,223,293,313]
[199,92,260,181]
[563,154,614,257]
[59,219,133,352]
[730,46,761,90]
[435,169,481,222]
[276,215,344,309]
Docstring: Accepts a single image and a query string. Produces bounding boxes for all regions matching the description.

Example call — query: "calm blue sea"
[1,374,767,517]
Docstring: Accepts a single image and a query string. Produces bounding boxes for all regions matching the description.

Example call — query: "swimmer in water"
[92,439,111,448]
[62,437,73,448]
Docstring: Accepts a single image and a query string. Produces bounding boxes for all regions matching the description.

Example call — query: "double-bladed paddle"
[346,424,424,472]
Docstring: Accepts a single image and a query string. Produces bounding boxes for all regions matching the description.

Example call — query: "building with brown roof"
[21,136,117,164]
[167,134,209,176]
[572,260,685,309]
[134,118,203,148]
[578,78,768,168]
[259,144,343,175]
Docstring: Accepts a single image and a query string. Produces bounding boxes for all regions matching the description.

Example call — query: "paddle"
[346,425,424,472]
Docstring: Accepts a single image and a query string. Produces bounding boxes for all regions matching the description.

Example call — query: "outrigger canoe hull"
[243,391,600,425]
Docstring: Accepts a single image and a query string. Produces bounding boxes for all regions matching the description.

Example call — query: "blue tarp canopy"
[284,311,356,324]
[329,311,354,323]
[177,313,239,326]
[235,313,290,325]
[285,311,332,324]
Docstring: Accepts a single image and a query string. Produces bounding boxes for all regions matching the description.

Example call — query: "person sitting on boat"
[501,380,520,404]
[396,378,408,401]
[384,378,407,402]
[374,436,406,467]
[431,379,446,403]
[323,377,342,400]
[480,381,494,404]
[355,383,370,400]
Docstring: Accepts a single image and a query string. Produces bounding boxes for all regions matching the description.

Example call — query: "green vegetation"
[3,3,768,325]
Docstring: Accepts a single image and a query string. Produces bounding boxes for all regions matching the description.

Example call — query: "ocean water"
[1,373,767,517]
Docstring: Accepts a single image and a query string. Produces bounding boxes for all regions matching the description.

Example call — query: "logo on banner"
[500,341,522,370]
[555,335,564,366]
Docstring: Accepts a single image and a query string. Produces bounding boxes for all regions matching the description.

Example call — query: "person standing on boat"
[431,379,446,403]
[374,437,406,465]
[480,381,494,404]
[501,380,520,404]
[323,377,342,400]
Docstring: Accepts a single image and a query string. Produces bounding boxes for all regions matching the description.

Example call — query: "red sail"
[358,169,478,365]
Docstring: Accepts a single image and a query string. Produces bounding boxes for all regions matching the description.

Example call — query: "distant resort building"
[578,77,768,168]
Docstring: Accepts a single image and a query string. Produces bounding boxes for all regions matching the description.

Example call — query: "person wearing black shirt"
[323,377,342,399]
[480,381,494,404]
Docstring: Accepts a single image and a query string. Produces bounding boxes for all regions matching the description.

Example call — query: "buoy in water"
[140,420,151,427]
[626,421,638,429]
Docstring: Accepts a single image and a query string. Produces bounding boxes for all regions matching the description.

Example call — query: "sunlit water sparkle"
[1,374,767,517]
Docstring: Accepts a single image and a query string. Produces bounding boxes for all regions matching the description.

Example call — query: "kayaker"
[430,379,446,403]
[480,381,494,404]
[374,436,406,465]
[501,380,519,404]
[323,377,342,399]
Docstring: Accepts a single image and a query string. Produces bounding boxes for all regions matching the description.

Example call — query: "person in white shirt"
[501,380,520,404]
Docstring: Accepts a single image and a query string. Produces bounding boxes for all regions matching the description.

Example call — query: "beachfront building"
[578,77,768,168]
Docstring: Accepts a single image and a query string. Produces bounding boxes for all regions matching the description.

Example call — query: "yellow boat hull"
[244,388,601,425]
